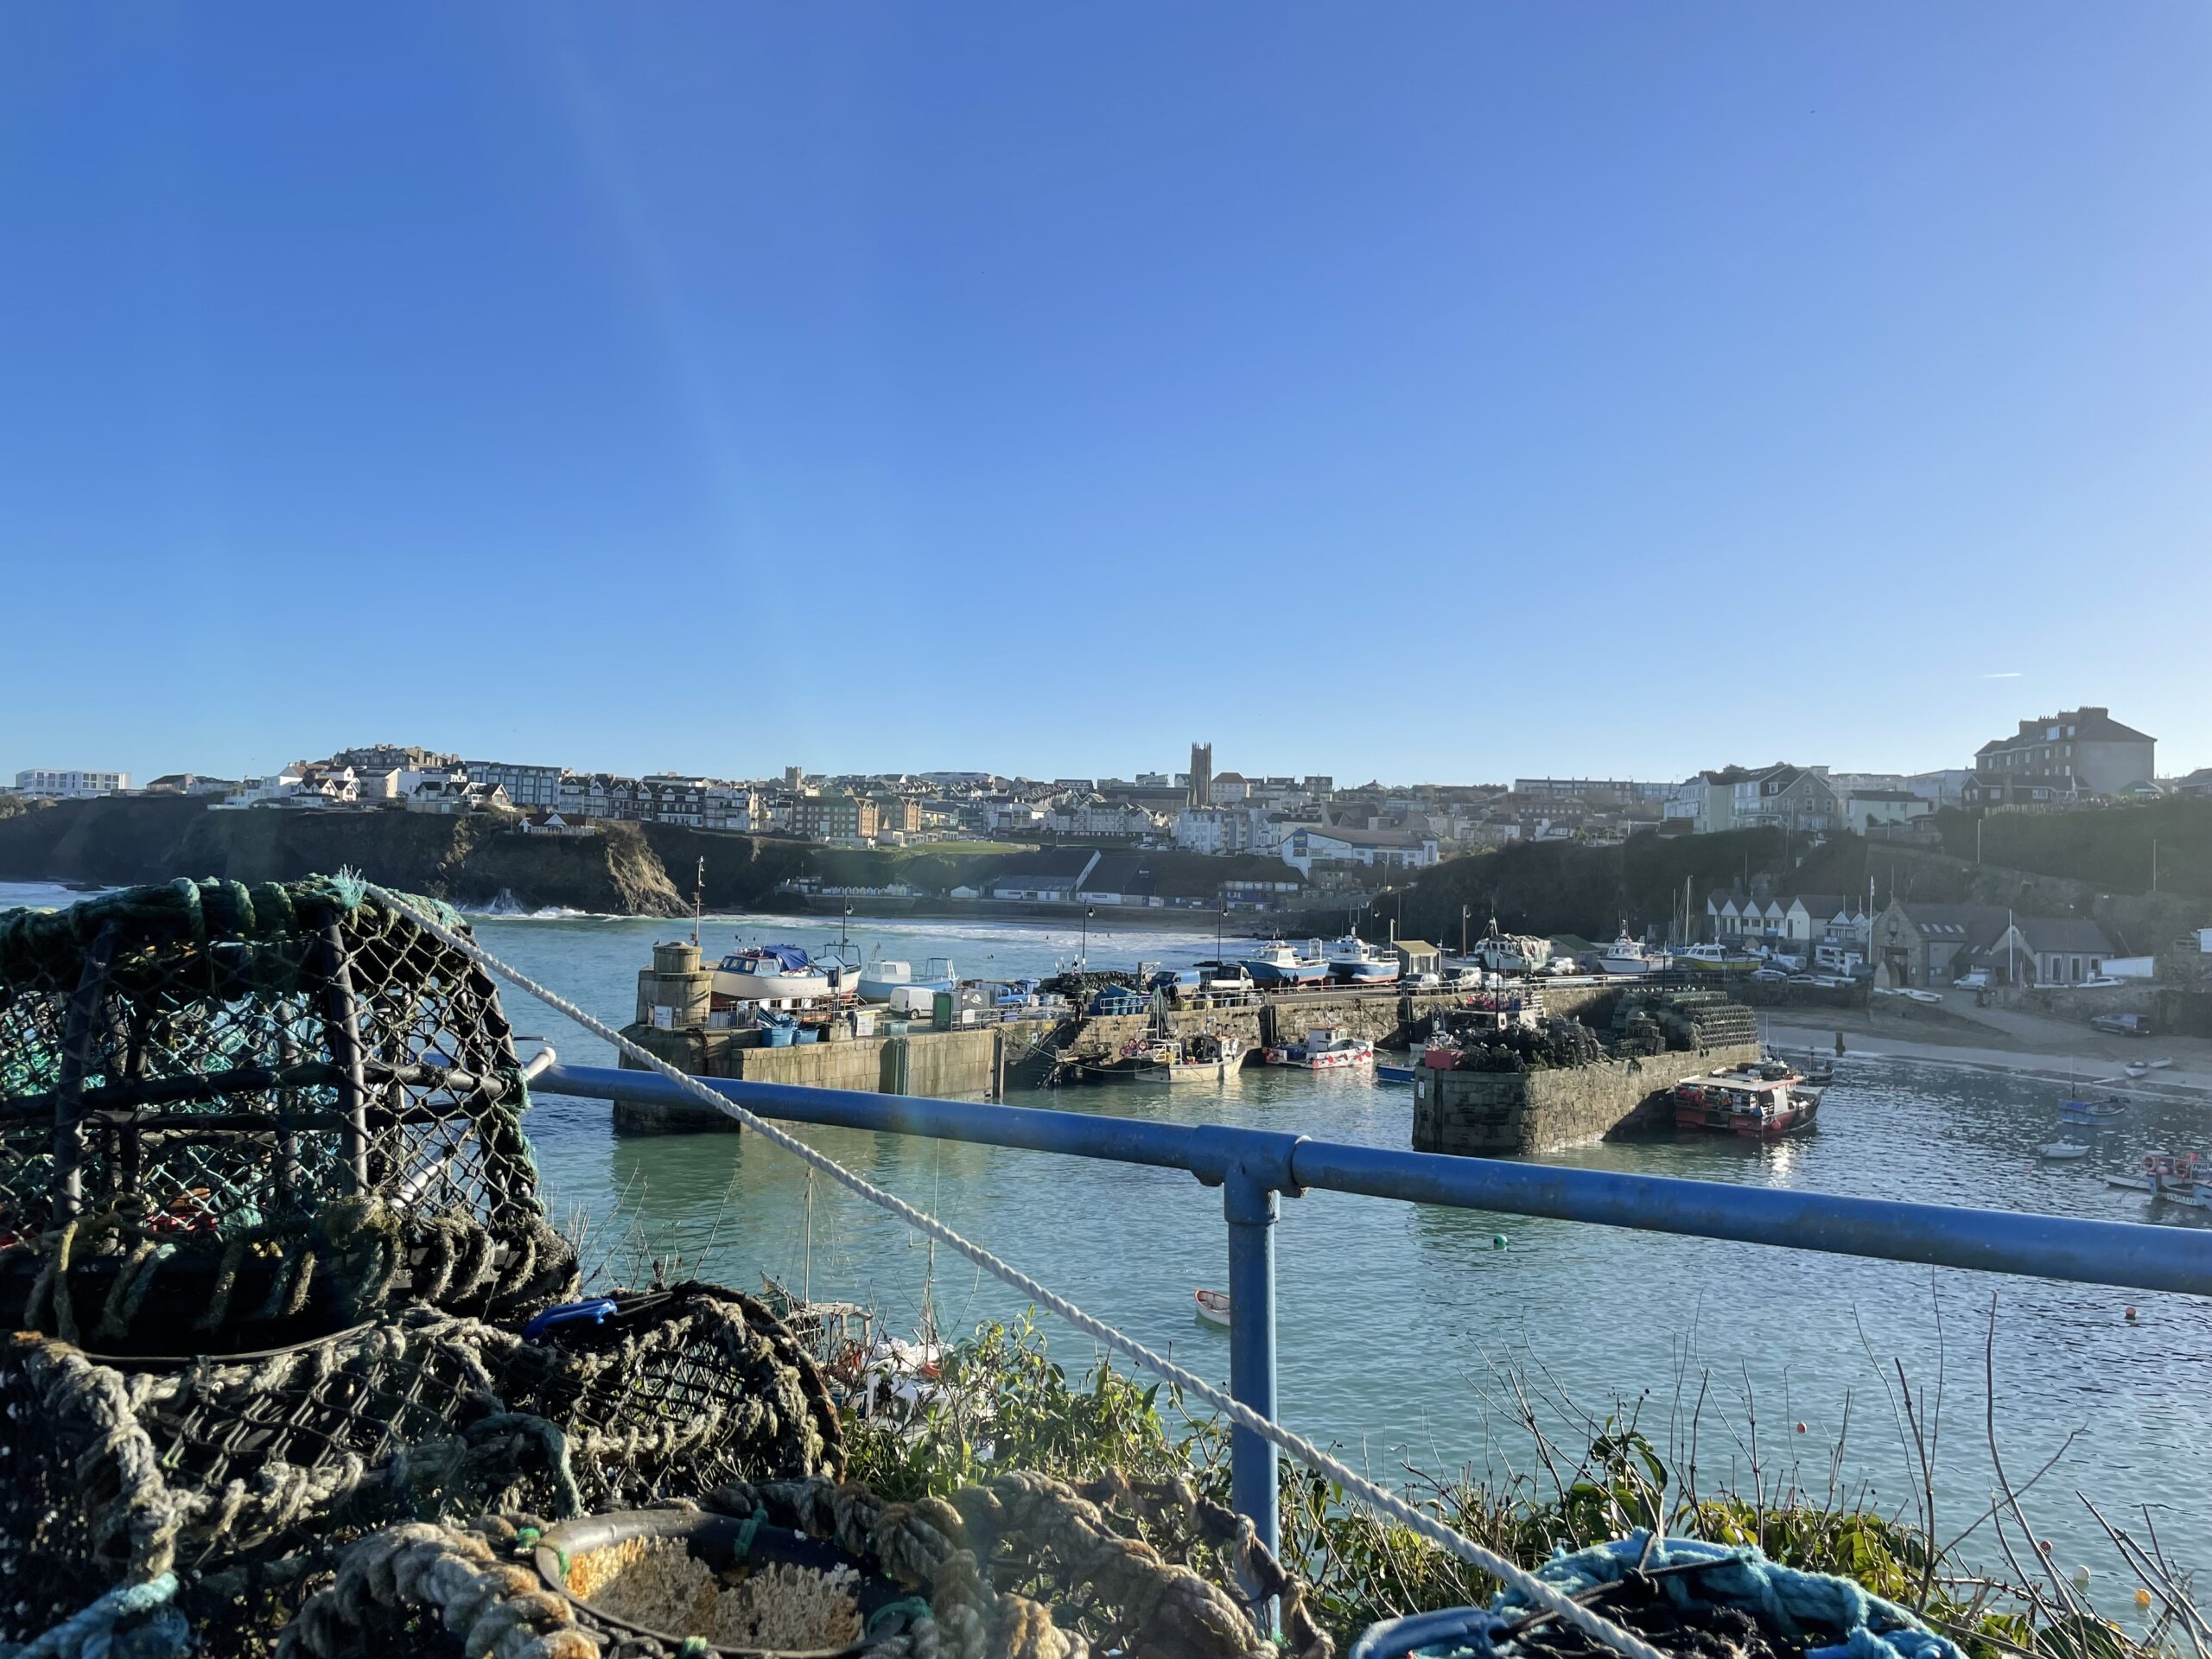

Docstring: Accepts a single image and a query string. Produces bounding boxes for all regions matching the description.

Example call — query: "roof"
[1789,894,1847,918]
[1846,789,1922,803]
[1898,904,2011,946]
[2013,917,2114,955]
[1078,855,1156,897]
[1979,706,2155,753]
[1301,824,1427,847]
[1394,939,1440,956]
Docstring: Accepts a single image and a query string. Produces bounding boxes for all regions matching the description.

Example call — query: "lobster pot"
[0,1290,842,1652]
[0,876,575,1351]
[285,1471,1332,1659]
[1349,1534,1967,1659]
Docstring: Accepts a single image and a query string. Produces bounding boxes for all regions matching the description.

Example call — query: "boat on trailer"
[713,944,833,1002]
[1239,940,1329,986]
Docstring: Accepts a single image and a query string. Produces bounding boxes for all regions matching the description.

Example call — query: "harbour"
[477,903,2212,1597]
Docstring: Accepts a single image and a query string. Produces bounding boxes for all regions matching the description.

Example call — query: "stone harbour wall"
[610,1018,1055,1132]
[1411,1043,1758,1158]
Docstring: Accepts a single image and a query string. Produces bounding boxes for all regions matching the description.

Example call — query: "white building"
[1843,789,1933,832]
[1042,801,1160,838]
[13,769,130,799]
[1278,825,1439,874]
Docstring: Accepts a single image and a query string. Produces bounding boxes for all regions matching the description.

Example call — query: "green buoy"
[1492,1233,1508,1250]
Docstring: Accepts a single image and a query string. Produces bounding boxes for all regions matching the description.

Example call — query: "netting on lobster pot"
[0,875,575,1350]
[0,1290,846,1653]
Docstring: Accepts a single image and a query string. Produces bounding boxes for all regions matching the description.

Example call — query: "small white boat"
[1597,926,1669,976]
[1193,1288,1231,1327]
[2038,1141,2092,1160]
[855,957,957,1004]
[2125,1061,2151,1077]
[1324,935,1399,983]
[1262,1027,1375,1069]
[713,944,832,1001]
[2145,1058,2173,1071]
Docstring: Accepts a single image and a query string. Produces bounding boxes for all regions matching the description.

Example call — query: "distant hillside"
[0,798,683,915]
[1393,829,1787,944]
[1928,799,2212,899]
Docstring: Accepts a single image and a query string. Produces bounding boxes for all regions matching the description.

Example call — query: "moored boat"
[1374,1063,1417,1084]
[1262,1026,1375,1069]
[2037,1140,2092,1160]
[712,944,833,1001]
[1671,1063,1822,1137]
[1193,1288,1231,1327]
[1474,923,1552,976]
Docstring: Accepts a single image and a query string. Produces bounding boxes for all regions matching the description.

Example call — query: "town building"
[1974,917,2113,986]
[1278,824,1439,875]
[143,773,237,797]
[1842,789,1934,833]
[12,768,130,799]
[330,743,458,775]
[465,760,567,810]
[793,791,879,842]
[1867,901,2011,988]
[1967,707,2155,806]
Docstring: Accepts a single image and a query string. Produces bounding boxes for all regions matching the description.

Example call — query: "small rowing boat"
[2037,1141,2092,1160]
[1193,1288,1231,1327]
[1374,1063,1416,1084]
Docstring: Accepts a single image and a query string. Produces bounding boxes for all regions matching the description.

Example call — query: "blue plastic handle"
[521,1299,618,1342]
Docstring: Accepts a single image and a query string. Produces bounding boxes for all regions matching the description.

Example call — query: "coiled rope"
[364,885,1670,1659]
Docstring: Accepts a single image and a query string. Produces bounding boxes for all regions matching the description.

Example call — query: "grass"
[838,1308,2203,1658]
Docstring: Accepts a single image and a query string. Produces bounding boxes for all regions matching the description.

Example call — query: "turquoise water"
[480,907,2210,1598]
[0,885,2197,1596]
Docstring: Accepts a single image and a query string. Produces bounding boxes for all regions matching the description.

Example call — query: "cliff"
[0,799,685,915]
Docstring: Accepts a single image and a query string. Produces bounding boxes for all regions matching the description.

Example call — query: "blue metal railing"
[534,1061,2212,1570]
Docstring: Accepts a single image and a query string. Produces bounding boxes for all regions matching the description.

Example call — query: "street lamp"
[1080,906,1093,969]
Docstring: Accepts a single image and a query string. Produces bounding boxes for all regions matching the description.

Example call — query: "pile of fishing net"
[0,880,846,1656]
[283,1471,1332,1659]
[1350,1534,1964,1659]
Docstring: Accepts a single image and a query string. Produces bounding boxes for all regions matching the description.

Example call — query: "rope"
[365,885,1672,1659]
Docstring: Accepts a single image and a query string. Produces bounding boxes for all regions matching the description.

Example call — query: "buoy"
[2136,1588,2154,1610]
[1795,1421,1807,1433]
[1491,1234,1508,1250]
[2125,1306,2138,1321]
[2071,1566,2093,1592]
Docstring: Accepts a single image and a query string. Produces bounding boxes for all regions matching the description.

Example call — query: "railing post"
[1223,1166,1280,1621]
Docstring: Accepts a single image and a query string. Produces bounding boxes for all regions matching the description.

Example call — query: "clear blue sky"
[3,4,2207,786]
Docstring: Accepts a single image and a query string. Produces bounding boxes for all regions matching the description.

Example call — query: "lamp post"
[1080,906,1093,970]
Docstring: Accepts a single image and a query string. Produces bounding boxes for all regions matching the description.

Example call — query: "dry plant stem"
[2079,1497,2210,1659]
[1895,1359,1940,1614]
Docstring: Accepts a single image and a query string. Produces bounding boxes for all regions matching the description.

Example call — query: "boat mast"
[692,856,705,949]
[802,1168,813,1307]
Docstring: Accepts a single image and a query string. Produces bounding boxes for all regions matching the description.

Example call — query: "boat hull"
[712,969,833,1001]
[1262,1044,1374,1069]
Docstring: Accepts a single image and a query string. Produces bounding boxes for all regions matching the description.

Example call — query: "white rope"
[372,886,1669,1659]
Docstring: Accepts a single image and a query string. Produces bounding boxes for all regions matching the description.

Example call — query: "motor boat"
[712,944,832,1001]
[1262,1027,1375,1069]
[1325,935,1399,983]
[1597,927,1669,976]
[855,957,956,1004]
[1239,940,1329,986]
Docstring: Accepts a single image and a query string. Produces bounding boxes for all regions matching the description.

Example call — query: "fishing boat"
[1124,1033,1243,1084]
[1262,1027,1375,1069]
[712,944,832,1001]
[1324,935,1399,983]
[1238,939,1329,986]
[2059,1097,2126,1121]
[2107,1152,2208,1206]
[1474,924,1552,976]
[1193,1288,1231,1327]
[2037,1141,2092,1160]
[855,957,957,1004]
[1670,1063,1822,1138]
[1597,927,1670,976]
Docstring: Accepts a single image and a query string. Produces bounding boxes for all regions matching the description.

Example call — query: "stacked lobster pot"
[0,878,844,1656]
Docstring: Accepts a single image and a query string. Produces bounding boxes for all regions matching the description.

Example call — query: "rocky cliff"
[0,799,686,915]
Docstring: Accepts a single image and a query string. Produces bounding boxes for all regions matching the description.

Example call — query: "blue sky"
[3,4,2207,786]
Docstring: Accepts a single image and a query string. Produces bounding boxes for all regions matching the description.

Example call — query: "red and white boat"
[1262,1027,1375,1069]
[1671,1063,1823,1138]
